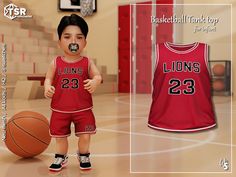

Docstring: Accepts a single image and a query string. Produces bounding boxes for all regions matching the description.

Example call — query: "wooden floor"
[0,93,235,177]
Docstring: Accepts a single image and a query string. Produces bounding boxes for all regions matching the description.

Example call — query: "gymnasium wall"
[7,0,236,97]
[182,0,236,98]
[10,0,159,75]
[11,0,127,75]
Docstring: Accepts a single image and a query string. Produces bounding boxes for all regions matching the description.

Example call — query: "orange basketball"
[5,111,51,158]
[212,64,225,76]
[212,79,225,91]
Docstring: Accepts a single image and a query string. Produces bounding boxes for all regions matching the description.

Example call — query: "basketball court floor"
[0,93,235,177]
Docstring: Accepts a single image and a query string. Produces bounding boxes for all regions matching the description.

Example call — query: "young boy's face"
[58,25,87,56]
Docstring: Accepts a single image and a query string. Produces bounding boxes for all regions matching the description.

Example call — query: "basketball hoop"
[80,0,93,17]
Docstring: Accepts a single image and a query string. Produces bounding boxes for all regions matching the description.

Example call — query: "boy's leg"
[73,110,96,170]
[49,111,72,172]
[78,134,92,170]
[78,134,90,154]
[56,137,69,155]
[49,137,69,172]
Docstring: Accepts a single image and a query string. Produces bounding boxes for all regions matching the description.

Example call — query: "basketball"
[212,79,225,91]
[212,64,225,76]
[5,111,51,158]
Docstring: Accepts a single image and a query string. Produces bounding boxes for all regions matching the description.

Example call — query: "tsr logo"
[4,3,32,20]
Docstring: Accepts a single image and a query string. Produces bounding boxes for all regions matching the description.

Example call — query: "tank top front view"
[51,56,92,113]
[148,42,216,132]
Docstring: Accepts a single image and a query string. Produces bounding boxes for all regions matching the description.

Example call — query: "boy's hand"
[83,79,98,93]
[44,85,55,99]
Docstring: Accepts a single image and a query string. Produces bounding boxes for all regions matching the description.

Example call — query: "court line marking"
[115,95,150,107]
[1,94,233,158]
[1,128,234,157]
[99,128,235,148]
[114,95,233,145]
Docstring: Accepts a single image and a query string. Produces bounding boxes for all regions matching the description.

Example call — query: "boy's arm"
[44,60,56,98]
[83,59,102,93]
[88,59,103,83]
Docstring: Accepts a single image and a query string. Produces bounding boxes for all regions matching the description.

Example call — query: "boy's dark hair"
[57,14,88,39]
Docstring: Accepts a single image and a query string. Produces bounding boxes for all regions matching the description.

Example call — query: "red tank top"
[51,56,92,113]
[148,42,216,132]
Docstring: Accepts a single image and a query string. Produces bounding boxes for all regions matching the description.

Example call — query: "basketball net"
[80,0,93,17]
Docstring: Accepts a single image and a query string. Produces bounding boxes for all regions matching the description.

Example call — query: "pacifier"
[68,43,79,53]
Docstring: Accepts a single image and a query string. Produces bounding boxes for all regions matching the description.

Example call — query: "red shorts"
[49,109,96,137]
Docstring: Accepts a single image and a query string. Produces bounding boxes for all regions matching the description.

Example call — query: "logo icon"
[219,158,230,171]
[4,3,32,20]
